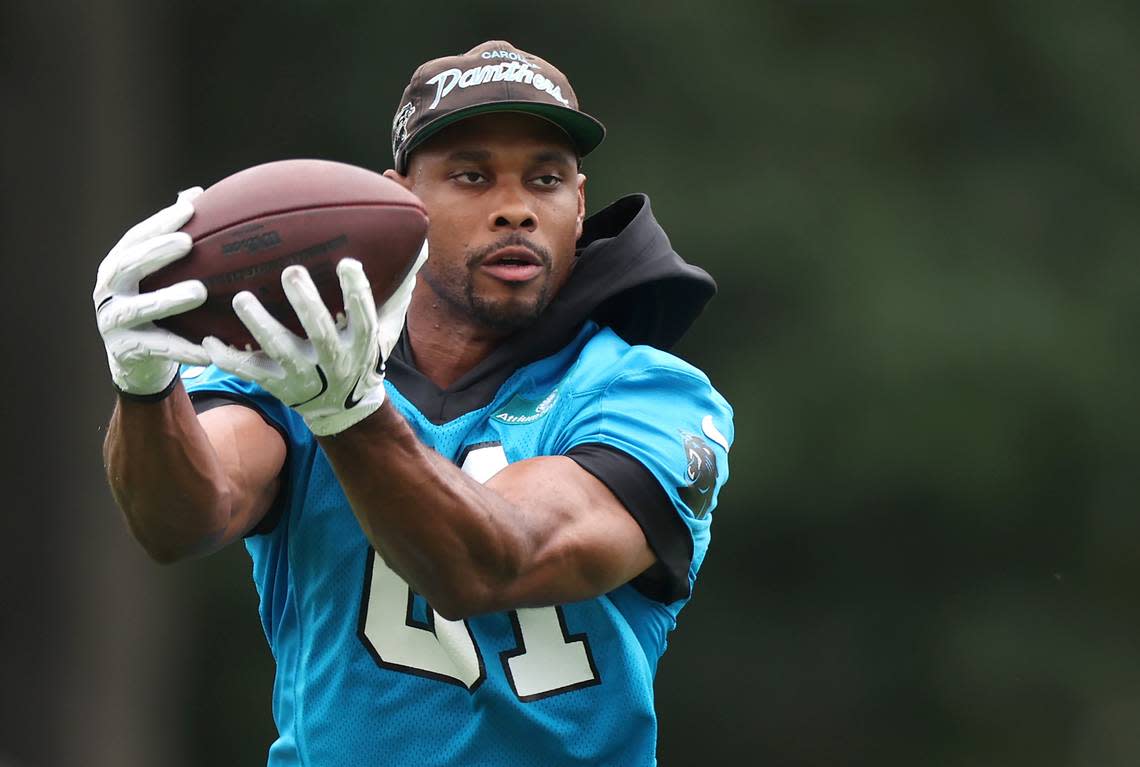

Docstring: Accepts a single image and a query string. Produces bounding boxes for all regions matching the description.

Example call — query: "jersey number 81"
[357,443,602,701]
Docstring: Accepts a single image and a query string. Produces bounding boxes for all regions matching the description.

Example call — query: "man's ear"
[575,173,587,241]
[383,168,414,192]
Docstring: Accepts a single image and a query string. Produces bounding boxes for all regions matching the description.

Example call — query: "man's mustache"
[466,234,552,269]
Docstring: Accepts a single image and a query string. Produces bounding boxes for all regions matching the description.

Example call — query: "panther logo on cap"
[391,102,416,155]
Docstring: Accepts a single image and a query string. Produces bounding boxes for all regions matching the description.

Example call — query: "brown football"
[140,159,428,349]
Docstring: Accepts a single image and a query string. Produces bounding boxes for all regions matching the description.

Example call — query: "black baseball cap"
[391,40,606,174]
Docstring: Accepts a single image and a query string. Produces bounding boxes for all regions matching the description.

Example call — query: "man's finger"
[111,327,209,367]
[281,265,339,363]
[202,336,284,382]
[97,280,206,332]
[111,187,202,253]
[96,231,193,299]
[339,259,379,355]
[231,291,305,366]
[378,240,427,327]
[149,331,210,366]
[122,232,196,284]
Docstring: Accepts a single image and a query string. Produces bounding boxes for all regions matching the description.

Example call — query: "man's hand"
[203,244,427,436]
[94,188,210,396]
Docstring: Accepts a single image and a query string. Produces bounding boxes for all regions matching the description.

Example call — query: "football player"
[96,40,733,766]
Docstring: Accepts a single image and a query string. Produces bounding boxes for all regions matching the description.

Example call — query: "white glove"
[202,243,427,436]
[94,188,209,397]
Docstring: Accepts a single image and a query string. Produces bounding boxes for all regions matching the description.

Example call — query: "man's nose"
[489,184,537,232]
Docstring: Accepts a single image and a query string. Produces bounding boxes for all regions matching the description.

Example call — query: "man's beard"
[426,234,556,334]
[466,281,551,332]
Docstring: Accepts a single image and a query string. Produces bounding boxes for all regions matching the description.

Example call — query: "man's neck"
[403,296,509,391]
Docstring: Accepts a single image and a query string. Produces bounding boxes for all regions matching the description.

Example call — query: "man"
[96,40,733,766]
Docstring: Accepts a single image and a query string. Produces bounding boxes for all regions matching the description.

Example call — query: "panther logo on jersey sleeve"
[678,433,718,518]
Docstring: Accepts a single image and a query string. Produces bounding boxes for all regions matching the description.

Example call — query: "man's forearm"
[103,382,233,562]
[317,403,530,619]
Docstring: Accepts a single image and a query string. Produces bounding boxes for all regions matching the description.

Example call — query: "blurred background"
[4,0,1140,765]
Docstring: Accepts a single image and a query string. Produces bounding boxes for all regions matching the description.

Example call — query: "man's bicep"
[485,456,656,607]
[197,404,287,544]
[552,359,735,603]
[565,443,694,603]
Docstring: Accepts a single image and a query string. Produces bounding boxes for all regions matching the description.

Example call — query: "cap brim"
[398,101,606,173]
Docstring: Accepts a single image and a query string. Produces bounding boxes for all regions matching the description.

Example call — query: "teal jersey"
[182,320,733,766]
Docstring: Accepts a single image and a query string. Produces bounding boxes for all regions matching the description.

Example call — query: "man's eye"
[452,171,486,184]
[533,175,562,187]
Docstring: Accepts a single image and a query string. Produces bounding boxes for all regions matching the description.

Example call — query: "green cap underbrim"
[396,101,606,173]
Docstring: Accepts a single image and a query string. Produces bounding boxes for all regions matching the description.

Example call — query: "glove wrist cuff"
[114,372,180,403]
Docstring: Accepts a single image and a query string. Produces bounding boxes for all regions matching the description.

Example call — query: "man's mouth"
[479,246,545,283]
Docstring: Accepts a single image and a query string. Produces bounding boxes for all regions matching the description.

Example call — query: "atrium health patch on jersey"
[491,388,558,425]
[678,431,718,518]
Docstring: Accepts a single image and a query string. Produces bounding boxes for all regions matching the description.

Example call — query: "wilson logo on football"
[222,230,282,256]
